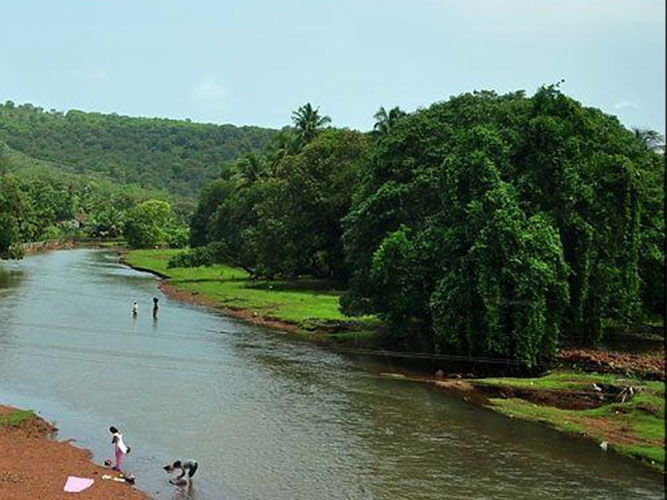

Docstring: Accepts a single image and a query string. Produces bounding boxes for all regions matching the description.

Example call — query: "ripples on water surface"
[0,250,663,499]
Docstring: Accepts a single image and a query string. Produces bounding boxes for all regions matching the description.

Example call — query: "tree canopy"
[342,87,664,364]
[0,135,188,256]
[183,90,664,366]
[0,102,276,198]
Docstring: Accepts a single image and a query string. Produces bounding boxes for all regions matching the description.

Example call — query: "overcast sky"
[1,0,664,133]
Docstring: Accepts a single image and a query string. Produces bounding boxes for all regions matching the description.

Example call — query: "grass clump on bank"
[0,409,37,428]
[123,249,379,337]
[475,370,665,470]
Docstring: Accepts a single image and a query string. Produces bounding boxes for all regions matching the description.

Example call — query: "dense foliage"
[183,108,369,280]
[342,88,664,364]
[0,101,276,197]
[124,200,187,249]
[186,91,664,366]
[0,138,188,256]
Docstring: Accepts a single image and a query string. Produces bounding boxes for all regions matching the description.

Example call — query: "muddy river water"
[0,249,663,499]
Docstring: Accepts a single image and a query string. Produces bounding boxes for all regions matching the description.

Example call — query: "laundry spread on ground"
[63,476,94,493]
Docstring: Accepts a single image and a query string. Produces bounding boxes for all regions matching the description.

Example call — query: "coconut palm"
[632,128,664,152]
[373,106,407,135]
[267,128,299,171]
[291,103,331,145]
[231,152,268,188]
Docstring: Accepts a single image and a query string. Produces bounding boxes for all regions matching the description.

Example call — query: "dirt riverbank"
[0,406,148,500]
[158,280,308,334]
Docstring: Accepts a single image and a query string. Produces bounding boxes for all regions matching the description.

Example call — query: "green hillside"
[0,101,276,198]
[0,136,190,257]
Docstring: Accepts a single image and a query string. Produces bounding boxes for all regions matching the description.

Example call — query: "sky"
[1,0,664,133]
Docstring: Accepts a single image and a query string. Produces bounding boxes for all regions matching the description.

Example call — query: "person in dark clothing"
[152,297,159,317]
[164,459,198,485]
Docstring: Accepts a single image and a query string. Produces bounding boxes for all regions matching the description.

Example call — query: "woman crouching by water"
[164,459,199,485]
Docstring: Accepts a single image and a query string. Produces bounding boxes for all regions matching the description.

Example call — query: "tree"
[372,106,407,135]
[88,206,125,238]
[0,174,25,258]
[124,200,174,248]
[342,87,659,363]
[291,103,331,145]
[189,179,234,247]
[632,128,665,152]
[230,152,269,187]
[248,129,369,279]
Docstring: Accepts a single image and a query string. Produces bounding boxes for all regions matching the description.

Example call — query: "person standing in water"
[132,301,138,316]
[152,297,159,317]
[109,426,131,471]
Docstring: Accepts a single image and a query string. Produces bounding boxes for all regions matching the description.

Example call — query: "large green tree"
[342,87,661,364]
[124,199,184,248]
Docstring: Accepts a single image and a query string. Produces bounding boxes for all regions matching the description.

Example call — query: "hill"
[0,101,276,198]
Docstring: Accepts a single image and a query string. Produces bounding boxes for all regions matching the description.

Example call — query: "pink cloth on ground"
[64,476,94,493]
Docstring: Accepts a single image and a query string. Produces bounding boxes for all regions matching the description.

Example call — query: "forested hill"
[0,101,276,198]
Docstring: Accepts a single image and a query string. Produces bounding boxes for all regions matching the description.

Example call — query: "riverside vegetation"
[173,86,665,368]
[0,101,274,257]
[2,86,664,469]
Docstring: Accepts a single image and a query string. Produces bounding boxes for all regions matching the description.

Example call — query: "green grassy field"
[123,249,379,335]
[475,371,665,470]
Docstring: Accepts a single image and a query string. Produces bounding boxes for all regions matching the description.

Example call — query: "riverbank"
[0,406,148,499]
[21,237,126,256]
[122,249,381,344]
[122,248,665,472]
[462,371,664,471]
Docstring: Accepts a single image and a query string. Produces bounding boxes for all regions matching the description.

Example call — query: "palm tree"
[232,152,268,188]
[373,106,407,135]
[632,128,665,153]
[267,128,299,171]
[291,103,331,145]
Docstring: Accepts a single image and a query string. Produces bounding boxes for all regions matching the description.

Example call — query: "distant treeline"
[180,87,665,366]
[0,101,276,198]
[0,140,189,256]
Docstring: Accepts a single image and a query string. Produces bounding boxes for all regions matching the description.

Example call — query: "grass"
[123,249,379,336]
[478,371,637,391]
[476,370,665,470]
[0,409,37,428]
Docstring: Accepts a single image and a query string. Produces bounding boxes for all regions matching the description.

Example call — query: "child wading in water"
[164,459,199,485]
[109,426,131,471]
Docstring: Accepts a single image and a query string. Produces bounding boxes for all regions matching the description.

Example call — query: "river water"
[0,249,663,500]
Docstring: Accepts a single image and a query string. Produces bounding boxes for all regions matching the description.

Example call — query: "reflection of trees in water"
[0,266,25,291]
[0,265,26,369]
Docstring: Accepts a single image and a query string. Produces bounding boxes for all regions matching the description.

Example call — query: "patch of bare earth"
[0,406,148,500]
[566,415,661,448]
[476,385,610,410]
[558,348,665,379]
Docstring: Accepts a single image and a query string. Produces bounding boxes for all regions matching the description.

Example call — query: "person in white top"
[132,301,138,315]
[109,426,131,471]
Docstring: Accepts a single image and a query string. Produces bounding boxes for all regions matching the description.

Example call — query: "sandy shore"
[0,406,149,500]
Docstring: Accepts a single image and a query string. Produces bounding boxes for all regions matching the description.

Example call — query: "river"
[0,249,663,499]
